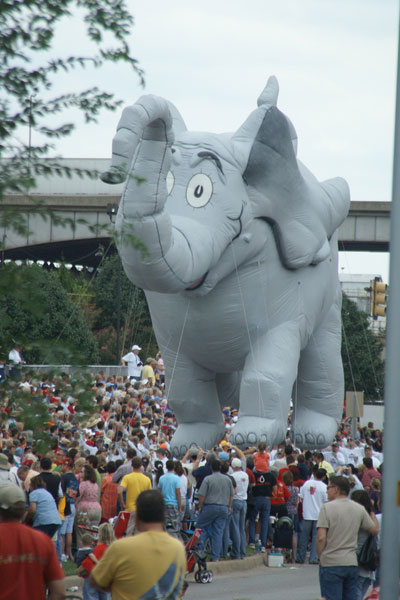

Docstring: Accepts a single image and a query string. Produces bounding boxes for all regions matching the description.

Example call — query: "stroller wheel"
[206,570,213,583]
[194,570,201,583]
[199,570,210,583]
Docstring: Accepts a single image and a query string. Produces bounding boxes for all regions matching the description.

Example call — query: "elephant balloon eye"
[186,174,213,208]
[166,171,175,195]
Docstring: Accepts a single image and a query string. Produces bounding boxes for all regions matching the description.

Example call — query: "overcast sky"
[40,0,400,281]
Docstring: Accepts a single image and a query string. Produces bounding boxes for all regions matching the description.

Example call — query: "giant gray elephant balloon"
[101,76,350,457]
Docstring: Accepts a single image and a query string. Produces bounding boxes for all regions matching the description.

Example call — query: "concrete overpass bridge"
[0,159,391,267]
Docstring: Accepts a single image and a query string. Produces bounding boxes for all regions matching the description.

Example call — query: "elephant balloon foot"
[229,416,286,449]
[170,422,225,458]
[290,409,339,450]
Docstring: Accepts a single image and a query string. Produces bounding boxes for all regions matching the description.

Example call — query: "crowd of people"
[0,343,386,600]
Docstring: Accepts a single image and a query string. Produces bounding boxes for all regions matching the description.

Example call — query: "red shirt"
[246,467,256,485]
[270,480,290,506]
[0,522,64,600]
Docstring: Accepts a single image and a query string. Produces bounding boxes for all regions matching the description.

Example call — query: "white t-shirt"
[342,447,363,466]
[323,451,346,469]
[179,474,188,503]
[122,352,143,378]
[299,479,328,520]
[232,469,249,501]
[8,349,22,364]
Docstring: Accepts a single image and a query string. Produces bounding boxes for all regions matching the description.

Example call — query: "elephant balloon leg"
[166,356,225,457]
[230,322,302,448]
[290,299,344,449]
[215,372,241,410]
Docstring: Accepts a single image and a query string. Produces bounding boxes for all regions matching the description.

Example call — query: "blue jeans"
[196,504,228,562]
[248,496,270,547]
[230,499,247,559]
[296,519,318,563]
[354,575,373,600]
[221,510,232,557]
[319,565,358,600]
[82,578,110,600]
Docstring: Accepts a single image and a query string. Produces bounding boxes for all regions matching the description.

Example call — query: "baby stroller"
[181,518,213,585]
[271,515,294,562]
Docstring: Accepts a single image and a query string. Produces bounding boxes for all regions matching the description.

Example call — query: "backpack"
[357,534,379,571]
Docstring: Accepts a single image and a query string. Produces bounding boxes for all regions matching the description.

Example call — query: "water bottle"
[257,540,262,552]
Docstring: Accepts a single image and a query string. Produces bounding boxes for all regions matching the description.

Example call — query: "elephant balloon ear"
[233,78,349,269]
[232,76,298,166]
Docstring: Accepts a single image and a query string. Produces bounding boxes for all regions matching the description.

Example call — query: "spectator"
[90,490,186,598]
[361,458,381,491]
[351,489,379,600]
[60,458,80,561]
[17,461,40,492]
[24,474,62,538]
[196,459,234,562]
[248,463,277,552]
[0,483,65,599]
[111,448,136,484]
[0,452,19,485]
[78,522,115,600]
[39,457,63,504]
[121,345,143,382]
[75,465,101,547]
[118,457,152,536]
[100,461,118,522]
[230,457,249,560]
[253,441,270,472]
[282,469,300,562]
[296,468,327,565]
[158,459,181,536]
[173,461,188,527]
[316,476,378,600]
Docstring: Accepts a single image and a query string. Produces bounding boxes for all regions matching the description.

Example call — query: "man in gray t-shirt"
[196,459,234,562]
[316,476,378,600]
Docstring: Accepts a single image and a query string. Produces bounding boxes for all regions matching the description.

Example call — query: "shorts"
[60,504,75,535]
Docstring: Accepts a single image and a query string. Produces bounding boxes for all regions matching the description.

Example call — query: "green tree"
[341,293,385,401]
[0,0,143,235]
[93,254,157,362]
[0,262,99,364]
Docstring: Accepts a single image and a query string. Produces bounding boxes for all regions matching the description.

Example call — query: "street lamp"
[106,204,121,365]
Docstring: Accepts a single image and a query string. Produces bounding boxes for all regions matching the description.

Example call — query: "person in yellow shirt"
[118,457,151,535]
[140,358,156,386]
[313,452,334,475]
[90,489,186,600]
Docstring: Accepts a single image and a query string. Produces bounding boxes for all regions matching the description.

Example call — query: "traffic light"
[370,277,387,319]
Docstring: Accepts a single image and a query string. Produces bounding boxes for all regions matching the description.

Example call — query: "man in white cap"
[122,344,143,381]
[0,483,65,599]
[230,457,249,559]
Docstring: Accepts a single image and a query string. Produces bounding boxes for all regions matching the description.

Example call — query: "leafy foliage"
[0,262,99,364]
[0,0,143,236]
[1,370,98,454]
[341,293,385,401]
[93,254,157,362]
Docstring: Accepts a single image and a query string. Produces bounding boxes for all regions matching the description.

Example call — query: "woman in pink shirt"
[75,465,101,547]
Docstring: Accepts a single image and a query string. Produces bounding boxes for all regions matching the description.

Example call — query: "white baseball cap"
[132,345,142,351]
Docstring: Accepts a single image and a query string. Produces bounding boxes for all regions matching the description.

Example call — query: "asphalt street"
[184,563,322,600]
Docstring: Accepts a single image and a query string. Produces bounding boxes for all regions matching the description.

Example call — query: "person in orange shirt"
[253,442,270,472]
[100,462,118,522]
